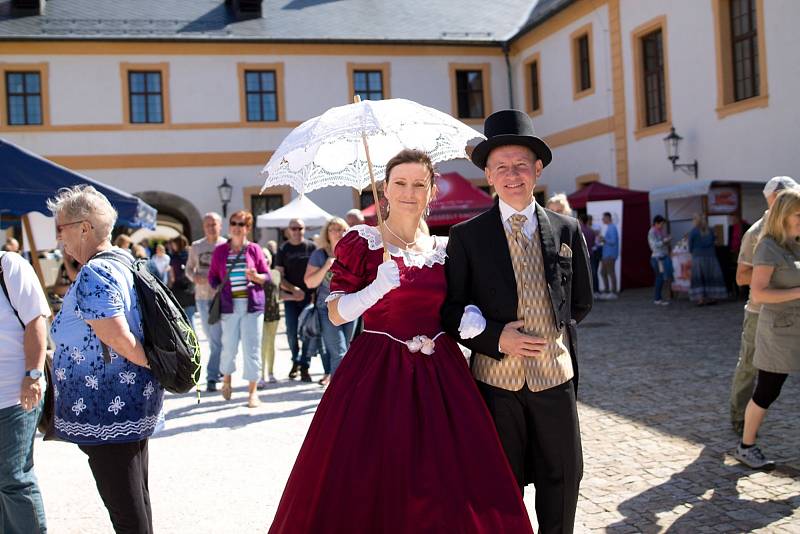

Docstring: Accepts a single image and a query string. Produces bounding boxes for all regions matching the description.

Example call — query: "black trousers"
[78,439,153,534]
[476,379,583,534]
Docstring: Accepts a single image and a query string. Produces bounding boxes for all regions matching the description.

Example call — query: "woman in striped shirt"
[208,211,271,408]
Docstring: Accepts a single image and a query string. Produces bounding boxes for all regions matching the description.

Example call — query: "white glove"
[336,260,400,322]
[458,304,486,339]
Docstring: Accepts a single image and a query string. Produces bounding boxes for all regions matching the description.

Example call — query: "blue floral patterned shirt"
[50,249,164,444]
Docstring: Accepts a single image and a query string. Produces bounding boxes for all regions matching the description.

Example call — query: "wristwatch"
[25,369,43,380]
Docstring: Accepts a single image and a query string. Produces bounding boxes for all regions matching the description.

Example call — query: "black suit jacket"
[442,201,593,391]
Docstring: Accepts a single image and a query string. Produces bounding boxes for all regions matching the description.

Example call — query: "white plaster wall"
[169,57,239,123]
[4,51,504,153]
[87,166,356,223]
[3,50,505,224]
[6,50,504,127]
[622,0,800,191]
[543,132,617,195]
[5,128,290,155]
[87,167,244,222]
[512,4,612,136]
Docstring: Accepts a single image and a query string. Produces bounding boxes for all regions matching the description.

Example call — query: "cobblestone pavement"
[35,289,799,533]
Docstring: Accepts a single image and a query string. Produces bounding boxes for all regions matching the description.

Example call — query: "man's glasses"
[230,221,248,228]
[289,227,304,231]
[55,220,89,233]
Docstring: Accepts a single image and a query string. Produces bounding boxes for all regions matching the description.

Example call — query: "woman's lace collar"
[346,224,447,268]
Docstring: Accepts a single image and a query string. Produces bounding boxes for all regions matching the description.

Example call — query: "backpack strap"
[93,249,135,268]
[87,249,134,363]
[0,252,26,330]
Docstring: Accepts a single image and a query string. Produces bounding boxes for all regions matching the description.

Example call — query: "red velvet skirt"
[268,331,533,534]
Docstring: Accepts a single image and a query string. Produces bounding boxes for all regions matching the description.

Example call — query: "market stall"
[0,138,156,290]
[568,181,651,289]
[649,179,767,294]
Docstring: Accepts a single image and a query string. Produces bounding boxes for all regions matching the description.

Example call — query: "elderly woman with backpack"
[47,185,164,534]
[208,210,270,408]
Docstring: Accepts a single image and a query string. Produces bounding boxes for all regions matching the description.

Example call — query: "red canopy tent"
[568,182,652,289]
[363,172,493,230]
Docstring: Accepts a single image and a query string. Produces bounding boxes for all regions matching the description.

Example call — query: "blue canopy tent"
[0,138,156,229]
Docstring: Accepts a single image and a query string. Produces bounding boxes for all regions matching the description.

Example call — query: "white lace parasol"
[260,98,485,194]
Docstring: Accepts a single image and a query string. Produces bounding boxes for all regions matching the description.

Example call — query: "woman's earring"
[424,205,430,218]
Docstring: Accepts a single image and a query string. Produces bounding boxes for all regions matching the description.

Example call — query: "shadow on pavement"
[607,447,800,533]
[156,383,325,437]
[155,400,321,438]
[578,289,799,472]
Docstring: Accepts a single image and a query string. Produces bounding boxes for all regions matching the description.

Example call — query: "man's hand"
[499,320,547,358]
[20,376,43,412]
[290,287,305,301]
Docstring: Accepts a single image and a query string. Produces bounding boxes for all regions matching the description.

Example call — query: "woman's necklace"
[383,222,417,248]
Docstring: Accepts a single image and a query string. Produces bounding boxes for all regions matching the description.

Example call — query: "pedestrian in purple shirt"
[208,211,270,408]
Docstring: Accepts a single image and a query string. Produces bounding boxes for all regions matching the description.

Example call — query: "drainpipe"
[502,42,514,109]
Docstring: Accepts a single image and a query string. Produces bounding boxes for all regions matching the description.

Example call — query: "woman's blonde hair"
[319,217,349,253]
[692,213,709,233]
[760,189,800,246]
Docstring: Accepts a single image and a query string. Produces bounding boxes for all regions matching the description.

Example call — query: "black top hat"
[470,109,552,169]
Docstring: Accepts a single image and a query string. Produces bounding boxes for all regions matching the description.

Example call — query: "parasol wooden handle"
[354,94,390,262]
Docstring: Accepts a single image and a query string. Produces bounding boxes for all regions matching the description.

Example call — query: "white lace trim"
[346,224,447,268]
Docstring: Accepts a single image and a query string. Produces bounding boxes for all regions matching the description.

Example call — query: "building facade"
[1,0,797,239]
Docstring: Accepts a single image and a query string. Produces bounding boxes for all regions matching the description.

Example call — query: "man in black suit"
[442,109,592,534]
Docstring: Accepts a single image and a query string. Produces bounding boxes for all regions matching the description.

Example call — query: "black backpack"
[96,250,201,395]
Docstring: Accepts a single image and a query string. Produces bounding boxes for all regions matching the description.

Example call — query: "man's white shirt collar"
[498,198,538,238]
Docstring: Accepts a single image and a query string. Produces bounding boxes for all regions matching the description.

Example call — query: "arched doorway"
[134,191,204,241]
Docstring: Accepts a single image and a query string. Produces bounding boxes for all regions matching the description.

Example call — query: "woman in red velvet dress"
[268,149,532,534]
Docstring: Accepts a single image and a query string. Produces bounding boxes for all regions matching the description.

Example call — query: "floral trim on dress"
[345,224,447,269]
[54,414,161,441]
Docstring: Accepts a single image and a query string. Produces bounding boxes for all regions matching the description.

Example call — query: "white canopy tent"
[255,195,333,229]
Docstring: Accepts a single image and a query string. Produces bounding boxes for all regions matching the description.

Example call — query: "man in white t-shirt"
[0,251,51,533]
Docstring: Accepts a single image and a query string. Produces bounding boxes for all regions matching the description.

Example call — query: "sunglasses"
[55,220,90,233]
[289,226,304,231]
[230,221,248,227]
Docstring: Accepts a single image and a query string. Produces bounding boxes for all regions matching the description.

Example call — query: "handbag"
[208,244,246,325]
[263,269,282,323]
[298,299,322,341]
[38,355,59,440]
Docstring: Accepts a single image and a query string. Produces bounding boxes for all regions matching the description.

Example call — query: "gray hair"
[203,211,222,222]
[345,208,365,223]
[546,193,572,215]
[46,185,118,241]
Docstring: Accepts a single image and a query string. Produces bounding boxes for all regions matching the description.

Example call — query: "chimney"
[226,0,263,20]
[11,0,46,15]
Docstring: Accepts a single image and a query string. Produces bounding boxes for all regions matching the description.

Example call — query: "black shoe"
[288,363,300,380]
[300,367,312,383]
[206,381,217,392]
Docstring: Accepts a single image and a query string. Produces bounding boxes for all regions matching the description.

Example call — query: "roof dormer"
[226,0,263,20]
[10,0,46,16]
